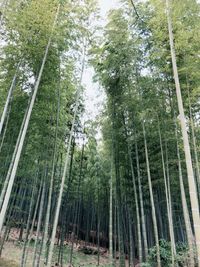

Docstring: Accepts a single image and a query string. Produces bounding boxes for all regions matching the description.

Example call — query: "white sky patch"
[99,0,120,18]
[82,0,120,126]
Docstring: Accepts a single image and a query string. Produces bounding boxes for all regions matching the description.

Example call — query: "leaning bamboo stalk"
[0,100,30,210]
[0,4,60,233]
[166,0,200,264]
[0,70,18,135]
[0,104,11,154]
[174,117,195,266]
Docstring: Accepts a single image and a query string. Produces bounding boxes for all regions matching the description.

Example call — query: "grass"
[53,245,111,267]
[0,258,19,267]
[2,242,112,267]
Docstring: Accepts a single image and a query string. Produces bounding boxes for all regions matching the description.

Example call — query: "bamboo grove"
[0,0,200,267]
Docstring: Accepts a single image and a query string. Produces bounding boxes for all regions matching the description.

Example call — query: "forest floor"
[0,257,19,267]
[0,228,133,267]
[0,241,113,267]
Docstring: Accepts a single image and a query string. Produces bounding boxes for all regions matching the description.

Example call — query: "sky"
[82,0,120,123]
[100,0,120,16]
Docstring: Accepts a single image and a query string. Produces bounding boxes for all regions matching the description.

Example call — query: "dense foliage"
[0,0,200,267]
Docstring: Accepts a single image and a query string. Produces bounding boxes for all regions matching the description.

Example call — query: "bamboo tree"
[109,158,114,266]
[41,77,61,267]
[97,171,101,267]
[0,69,18,135]
[0,104,11,154]
[46,42,86,267]
[127,142,142,264]
[187,84,200,193]
[20,172,38,267]
[165,142,176,246]
[135,138,148,260]
[128,207,134,267]
[143,121,161,267]
[174,117,195,266]
[69,138,85,266]
[0,100,30,210]
[32,179,46,267]
[158,120,176,265]
[21,179,43,267]
[166,0,200,264]
[0,4,60,233]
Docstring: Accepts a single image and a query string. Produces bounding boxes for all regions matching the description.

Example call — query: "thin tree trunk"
[166,1,200,264]
[158,121,176,265]
[0,101,29,210]
[115,171,125,267]
[0,104,11,154]
[187,84,200,195]
[97,200,100,266]
[32,180,46,267]
[46,41,86,267]
[0,185,17,256]
[109,158,114,266]
[143,121,161,267]
[41,78,61,267]
[135,138,148,260]
[22,179,43,267]
[69,141,84,266]
[127,143,142,264]
[114,194,117,266]
[0,70,17,135]
[117,205,125,267]
[20,176,37,267]
[128,207,134,267]
[165,142,176,246]
[174,118,194,266]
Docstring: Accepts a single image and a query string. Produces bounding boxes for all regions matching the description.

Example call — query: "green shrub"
[142,239,192,267]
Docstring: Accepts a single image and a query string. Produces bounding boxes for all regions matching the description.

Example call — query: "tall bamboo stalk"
[109,157,114,266]
[46,41,86,267]
[158,121,176,266]
[135,138,148,260]
[128,143,142,264]
[41,77,61,266]
[0,4,60,233]
[0,69,18,135]
[166,0,200,264]
[143,121,161,267]
[174,118,195,266]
